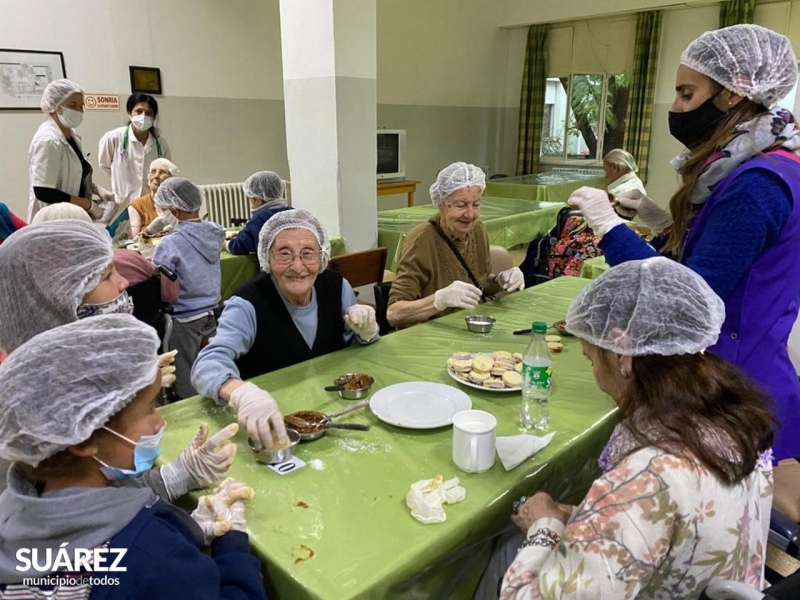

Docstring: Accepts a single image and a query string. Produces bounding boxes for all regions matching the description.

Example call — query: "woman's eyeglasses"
[270,249,321,266]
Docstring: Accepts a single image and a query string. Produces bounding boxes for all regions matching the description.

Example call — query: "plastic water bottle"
[521,321,552,431]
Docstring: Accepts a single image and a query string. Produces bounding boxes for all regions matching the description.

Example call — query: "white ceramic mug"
[452,409,497,473]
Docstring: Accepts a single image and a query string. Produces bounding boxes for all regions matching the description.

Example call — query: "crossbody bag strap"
[428,219,486,302]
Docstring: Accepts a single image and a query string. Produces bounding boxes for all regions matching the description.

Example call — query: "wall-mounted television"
[377,129,406,180]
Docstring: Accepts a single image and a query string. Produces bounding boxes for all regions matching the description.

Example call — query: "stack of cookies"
[546,334,564,353]
[447,351,523,389]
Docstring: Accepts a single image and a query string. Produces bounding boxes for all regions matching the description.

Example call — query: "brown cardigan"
[130,193,158,230]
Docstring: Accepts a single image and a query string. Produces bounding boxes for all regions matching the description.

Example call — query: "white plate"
[369,382,472,429]
[446,367,521,393]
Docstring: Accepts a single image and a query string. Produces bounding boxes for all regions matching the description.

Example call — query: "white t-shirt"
[98,125,171,205]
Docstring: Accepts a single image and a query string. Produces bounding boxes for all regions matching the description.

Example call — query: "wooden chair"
[327,247,387,288]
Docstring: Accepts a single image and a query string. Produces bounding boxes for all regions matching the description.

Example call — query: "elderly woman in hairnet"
[602,148,646,199]
[568,25,800,462]
[193,208,379,449]
[0,315,265,599]
[129,157,180,237]
[225,170,293,255]
[27,79,112,222]
[0,221,235,502]
[152,177,225,400]
[387,162,525,328]
[476,258,773,600]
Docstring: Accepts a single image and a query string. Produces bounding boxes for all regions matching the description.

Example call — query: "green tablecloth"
[485,173,607,202]
[158,277,618,600]
[220,236,345,302]
[378,197,562,271]
[579,256,610,280]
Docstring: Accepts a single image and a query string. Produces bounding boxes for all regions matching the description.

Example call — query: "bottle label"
[522,364,552,389]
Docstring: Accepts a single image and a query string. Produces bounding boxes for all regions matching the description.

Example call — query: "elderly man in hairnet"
[152,177,225,400]
[225,170,293,255]
[387,162,525,328]
[193,208,379,451]
[130,157,180,237]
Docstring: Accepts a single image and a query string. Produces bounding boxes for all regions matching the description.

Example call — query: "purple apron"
[684,150,800,461]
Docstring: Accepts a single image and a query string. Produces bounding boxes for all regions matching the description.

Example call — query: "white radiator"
[551,167,604,177]
[199,180,292,227]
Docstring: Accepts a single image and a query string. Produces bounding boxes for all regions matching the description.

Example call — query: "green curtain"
[516,24,548,175]
[623,11,662,184]
[720,0,756,27]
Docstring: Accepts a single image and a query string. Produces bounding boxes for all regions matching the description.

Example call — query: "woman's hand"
[568,186,625,237]
[512,491,571,532]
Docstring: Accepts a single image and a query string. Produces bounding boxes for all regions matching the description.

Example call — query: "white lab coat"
[98,125,171,205]
[27,118,90,222]
[607,170,647,198]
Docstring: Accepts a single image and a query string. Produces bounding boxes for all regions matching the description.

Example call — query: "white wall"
[0,0,285,218]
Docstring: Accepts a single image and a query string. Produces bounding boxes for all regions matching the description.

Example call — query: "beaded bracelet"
[521,527,561,550]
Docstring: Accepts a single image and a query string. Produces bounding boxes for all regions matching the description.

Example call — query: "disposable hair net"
[565,257,725,356]
[429,162,486,206]
[149,158,179,176]
[0,314,159,467]
[40,78,83,114]
[244,171,285,209]
[257,208,329,273]
[153,177,203,212]
[603,149,638,173]
[0,220,113,354]
[682,25,797,107]
[31,203,93,224]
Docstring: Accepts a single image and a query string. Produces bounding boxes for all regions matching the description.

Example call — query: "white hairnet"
[429,162,486,206]
[40,78,83,114]
[153,177,203,212]
[244,171,285,208]
[682,25,798,107]
[150,158,179,176]
[565,257,725,356]
[603,149,638,173]
[257,208,329,273]
[0,315,159,467]
[31,203,93,224]
[0,220,113,354]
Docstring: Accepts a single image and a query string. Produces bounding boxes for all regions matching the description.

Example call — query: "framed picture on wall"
[129,66,162,95]
[0,48,66,110]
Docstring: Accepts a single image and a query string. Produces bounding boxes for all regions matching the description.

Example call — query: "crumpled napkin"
[405,475,466,524]
[495,432,556,471]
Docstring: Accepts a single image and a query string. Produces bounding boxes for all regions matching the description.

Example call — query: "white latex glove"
[228,382,287,450]
[567,186,625,237]
[92,182,116,204]
[344,304,379,341]
[190,477,254,545]
[159,350,178,388]
[145,212,176,236]
[433,280,482,311]
[87,201,104,221]
[615,189,673,234]
[160,422,239,501]
[497,267,525,292]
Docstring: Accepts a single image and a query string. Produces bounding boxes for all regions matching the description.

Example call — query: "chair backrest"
[490,245,513,273]
[328,247,388,288]
[127,274,167,337]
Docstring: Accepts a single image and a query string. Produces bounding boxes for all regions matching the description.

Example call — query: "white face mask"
[131,114,154,131]
[57,107,83,129]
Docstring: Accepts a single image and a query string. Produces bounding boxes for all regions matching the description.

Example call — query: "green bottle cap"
[532,321,547,333]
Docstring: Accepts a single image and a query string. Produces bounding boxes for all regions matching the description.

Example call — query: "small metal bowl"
[465,315,496,333]
[332,373,374,400]
[285,411,328,442]
[248,429,301,465]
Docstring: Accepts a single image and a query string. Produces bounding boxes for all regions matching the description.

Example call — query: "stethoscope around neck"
[120,125,163,159]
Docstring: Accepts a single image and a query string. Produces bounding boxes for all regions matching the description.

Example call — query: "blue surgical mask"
[94,422,166,481]
[77,290,134,319]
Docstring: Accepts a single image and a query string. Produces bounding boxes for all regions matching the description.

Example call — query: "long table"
[158,277,618,599]
[220,235,346,302]
[378,197,562,271]
[485,172,607,202]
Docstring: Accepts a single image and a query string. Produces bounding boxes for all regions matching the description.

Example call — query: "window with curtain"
[541,73,630,161]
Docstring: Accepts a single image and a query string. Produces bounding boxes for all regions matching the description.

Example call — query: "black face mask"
[668,95,727,149]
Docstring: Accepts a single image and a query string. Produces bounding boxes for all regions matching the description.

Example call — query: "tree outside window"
[541,73,629,161]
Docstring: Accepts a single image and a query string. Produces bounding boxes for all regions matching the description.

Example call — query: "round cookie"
[472,355,494,373]
[545,334,561,343]
[547,342,564,353]
[469,370,491,383]
[448,358,473,372]
[512,352,523,363]
[502,370,522,387]
[483,378,506,389]
[492,350,513,361]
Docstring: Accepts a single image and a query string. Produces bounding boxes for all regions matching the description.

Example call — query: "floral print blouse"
[500,445,772,599]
